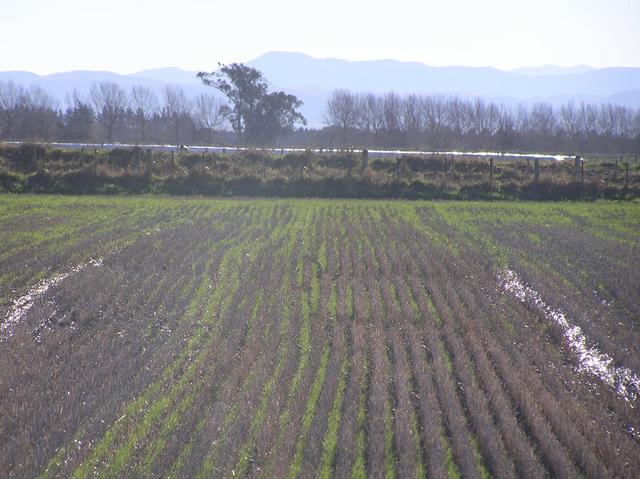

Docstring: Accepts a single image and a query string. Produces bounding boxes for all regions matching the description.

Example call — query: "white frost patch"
[1,258,103,341]
[498,269,640,403]
[627,425,640,440]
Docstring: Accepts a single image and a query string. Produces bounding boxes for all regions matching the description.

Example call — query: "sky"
[1,0,639,74]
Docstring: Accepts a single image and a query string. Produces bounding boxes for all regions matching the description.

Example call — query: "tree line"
[325,90,640,154]
[0,64,307,148]
[2,73,640,154]
[0,81,227,146]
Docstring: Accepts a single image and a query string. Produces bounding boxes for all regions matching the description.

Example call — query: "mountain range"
[1,52,639,127]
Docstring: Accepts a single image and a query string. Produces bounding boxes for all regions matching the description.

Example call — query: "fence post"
[300,148,308,180]
[489,157,494,183]
[534,158,540,182]
[145,149,152,177]
[88,148,98,175]
[306,148,312,178]
[361,148,369,172]
[346,151,353,178]
[625,162,629,188]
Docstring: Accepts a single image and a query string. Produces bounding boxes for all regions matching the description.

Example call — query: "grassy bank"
[1,143,639,199]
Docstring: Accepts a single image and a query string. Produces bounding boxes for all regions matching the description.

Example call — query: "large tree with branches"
[198,63,305,145]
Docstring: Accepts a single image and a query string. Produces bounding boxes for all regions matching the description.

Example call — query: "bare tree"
[0,81,26,139]
[423,95,447,150]
[90,82,128,142]
[163,86,192,145]
[600,104,618,137]
[579,102,598,136]
[360,93,384,142]
[194,93,224,145]
[25,86,56,111]
[618,106,635,139]
[382,92,403,144]
[514,104,530,136]
[131,85,158,143]
[446,96,471,149]
[325,89,360,147]
[496,105,517,153]
[22,86,58,140]
[471,98,500,148]
[531,102,556,138]
[401,94,425,147]
[560,101,580,148]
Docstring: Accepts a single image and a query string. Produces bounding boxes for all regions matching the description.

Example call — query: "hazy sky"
[2,0,639,74]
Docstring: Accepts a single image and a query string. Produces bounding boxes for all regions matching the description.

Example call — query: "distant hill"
[1,52,638,127]
[246,52,640,98]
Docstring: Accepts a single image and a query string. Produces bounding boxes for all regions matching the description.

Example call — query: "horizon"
[0,50,633,77]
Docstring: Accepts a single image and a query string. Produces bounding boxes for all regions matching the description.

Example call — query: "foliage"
[198,63,305,144]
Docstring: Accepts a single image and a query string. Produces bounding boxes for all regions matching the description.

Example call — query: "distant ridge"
[246,52,640,97]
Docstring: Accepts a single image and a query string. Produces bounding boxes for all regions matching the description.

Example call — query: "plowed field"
[1,196,639,478]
